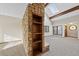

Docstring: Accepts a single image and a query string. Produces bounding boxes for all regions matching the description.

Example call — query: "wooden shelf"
[33,21,42,24]
[33,33,42,34]
[34,40,42,44]
[32,14,43,56]
[33,41,42,56]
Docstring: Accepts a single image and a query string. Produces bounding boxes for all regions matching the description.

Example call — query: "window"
[44,26,49,32]
[53,25,62,35]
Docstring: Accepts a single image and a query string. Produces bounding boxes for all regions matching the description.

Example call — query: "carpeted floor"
[0,36,79,56]
[42,36,79,56]
[0,40,26,56]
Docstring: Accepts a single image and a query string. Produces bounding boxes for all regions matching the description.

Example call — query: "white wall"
[0,15,22,43]
[44,14,53,36]
[0,3,27,19]
[53,15,79,38]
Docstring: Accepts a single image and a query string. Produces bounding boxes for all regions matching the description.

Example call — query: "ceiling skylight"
[48,3,59,16]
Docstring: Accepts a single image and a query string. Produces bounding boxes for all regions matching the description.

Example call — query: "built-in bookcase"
[32,14,43,55]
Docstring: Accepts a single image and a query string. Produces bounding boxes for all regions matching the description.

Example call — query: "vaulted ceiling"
[0,3,79,22]
[45,3,79,21]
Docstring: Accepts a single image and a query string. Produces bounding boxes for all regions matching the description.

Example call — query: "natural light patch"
[4,34,20,42]
[48,3,59,16]
[1,33,23,50]
[2,41,22,50]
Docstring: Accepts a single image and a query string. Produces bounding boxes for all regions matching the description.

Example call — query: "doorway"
[53,25,62,36]
[64,25,67,37]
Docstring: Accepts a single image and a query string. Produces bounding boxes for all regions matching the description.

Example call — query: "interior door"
[65,25,67,37]
[53,25,62,36]
[58,26,62,35]
[53,26,58,35]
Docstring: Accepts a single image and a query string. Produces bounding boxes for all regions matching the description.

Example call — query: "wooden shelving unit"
[32,14,43,56]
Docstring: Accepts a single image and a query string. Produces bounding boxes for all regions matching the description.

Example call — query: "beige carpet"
[0,36,79,56]
[0,41,26,56]
[42,36,79,56]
